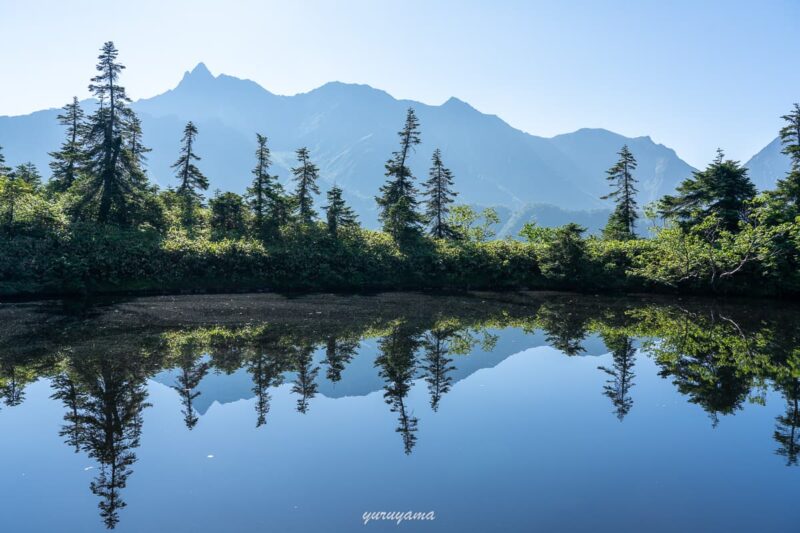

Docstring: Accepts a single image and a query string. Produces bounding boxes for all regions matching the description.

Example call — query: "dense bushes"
[0,225,545,295]
[2,210,797,298]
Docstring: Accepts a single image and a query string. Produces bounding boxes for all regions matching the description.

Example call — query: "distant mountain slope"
[550,128,696,207]
[745,137,791,191]
[0,63,699,226]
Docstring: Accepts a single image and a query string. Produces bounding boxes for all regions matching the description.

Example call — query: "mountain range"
[0,62,791,230]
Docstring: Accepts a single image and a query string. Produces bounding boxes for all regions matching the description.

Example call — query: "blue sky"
[0,0,797,168]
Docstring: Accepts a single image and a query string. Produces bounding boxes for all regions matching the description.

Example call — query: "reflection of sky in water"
[1,332,797,533]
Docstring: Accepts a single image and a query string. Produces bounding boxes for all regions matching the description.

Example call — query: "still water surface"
[0,293,798,532]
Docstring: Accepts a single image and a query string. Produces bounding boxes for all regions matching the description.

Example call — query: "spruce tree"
[323,185,357,238]
[777,103,800,206]
[291,147,320,223]
[423,148,458,239]
[78,41,146,224]
[602,145,639,239]
[172,121,208,227]
[376,108,423,241]
[659,149,755,231]
[49,96,85,192]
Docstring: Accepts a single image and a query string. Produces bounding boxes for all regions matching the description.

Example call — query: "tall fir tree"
[49,96,85,192]
[777,103,800,206]
[172,121,208,227]
[323,184,357,238]
[291,147,320,223]
[247,133,274,235]
[601,145,639,239]
[78,41,147,224]
[376,108,423,241]
[659,149,756,231]
[246,134,291,240]
[423,148,458,239]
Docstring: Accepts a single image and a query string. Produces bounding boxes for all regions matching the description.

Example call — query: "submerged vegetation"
[1,42,799,297]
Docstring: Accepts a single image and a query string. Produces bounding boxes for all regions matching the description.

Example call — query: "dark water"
[1,293,799,533]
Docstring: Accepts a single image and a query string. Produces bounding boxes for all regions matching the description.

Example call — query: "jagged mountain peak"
[179,62,215,84]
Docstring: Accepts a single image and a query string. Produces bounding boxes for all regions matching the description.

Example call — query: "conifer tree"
[291,147,320,223]
[376,108,423,241]
[777,103,800,206]
[0,146,10,176]
[49,96,85,192]
[323,184,357,238]
[602,145,639,239]
[210,191,247,239]
[172,121,208,227]
[423,148,458,239]
[78,41,147,224]
[125,113,150,171]
[247,133,274,235]
[659,149,755,231]
[11,162,42,188]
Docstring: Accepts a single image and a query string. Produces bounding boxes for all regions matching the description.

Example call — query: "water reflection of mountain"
[3,292,800,530]
[152,330,611,414]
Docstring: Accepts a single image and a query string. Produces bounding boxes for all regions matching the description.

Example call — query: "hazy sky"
[1,0,797,167]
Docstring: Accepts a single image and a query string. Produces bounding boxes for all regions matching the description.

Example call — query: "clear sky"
[0,0,797,168]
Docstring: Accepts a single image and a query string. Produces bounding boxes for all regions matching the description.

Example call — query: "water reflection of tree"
[171,346,210,430]
[0,357,39,407]
[774,377,800,466]
[50,366,88,452]
[598,334,636,421]
[644,311,753,427]
[536,301,589,355]
[376,324,420,454]
[323,336,358,383]
[52,352,155,529]
[291,345,319,414]
[247,347,285,427]
[420,329,456,412]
